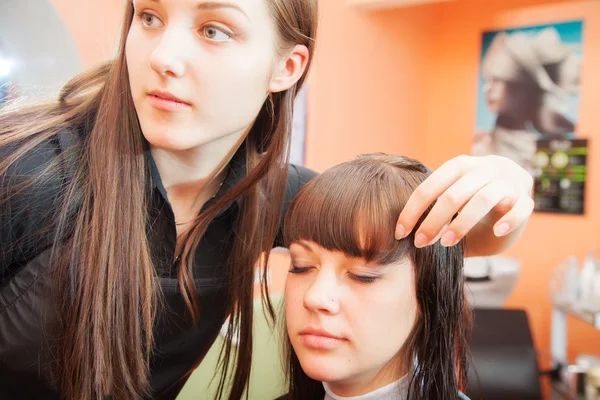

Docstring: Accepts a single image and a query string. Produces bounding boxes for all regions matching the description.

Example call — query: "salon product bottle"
[580,252,597,310]
[591,262,600,312]
[564,256,581,304]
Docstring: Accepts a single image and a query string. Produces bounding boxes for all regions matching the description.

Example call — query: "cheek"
[488,84,510,113]
[125,29,142,68]
[351,283,417,357]
[490,82,504,99]
[359,297,415,344]
[216,41,275,91]
[193,49,273,121]
[284,276,306,322]
[125,33,147,91]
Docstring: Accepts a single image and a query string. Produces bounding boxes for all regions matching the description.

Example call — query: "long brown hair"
[282,154,471,400]
[0,0,317,399]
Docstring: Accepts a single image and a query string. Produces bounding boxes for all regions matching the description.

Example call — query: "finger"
[438,182,511,247]
[426,222,452,246]
[413,169,494,247]
[492,195,535,237]
[396,155,474,240]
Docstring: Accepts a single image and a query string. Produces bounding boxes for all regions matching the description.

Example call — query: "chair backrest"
[466,308,542,400]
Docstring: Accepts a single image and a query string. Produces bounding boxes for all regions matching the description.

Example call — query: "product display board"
[533,138,588,215]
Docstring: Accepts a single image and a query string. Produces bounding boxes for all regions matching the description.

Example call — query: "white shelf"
[551,301,600,369]
[554,301,600,330]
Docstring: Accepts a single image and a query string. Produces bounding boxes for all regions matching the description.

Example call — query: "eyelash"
[288,266,379,284]
[133,10,235,41]
[351,274,379,284]
[288,265,311,274]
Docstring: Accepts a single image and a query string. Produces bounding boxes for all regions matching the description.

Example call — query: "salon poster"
[472,20,583,175]
[532,138,587,215]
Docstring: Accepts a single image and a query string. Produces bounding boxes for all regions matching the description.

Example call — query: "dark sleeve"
[0,132,73,283]
[273,164,318,248]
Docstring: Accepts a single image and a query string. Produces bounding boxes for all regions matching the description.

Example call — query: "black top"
[0,129,316,399]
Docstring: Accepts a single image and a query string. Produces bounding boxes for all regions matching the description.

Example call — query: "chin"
[486,102,500,114]
[297,354,350,383]
[141,127,204,152]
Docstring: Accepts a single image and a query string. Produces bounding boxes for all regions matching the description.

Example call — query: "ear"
[268,44,310,93]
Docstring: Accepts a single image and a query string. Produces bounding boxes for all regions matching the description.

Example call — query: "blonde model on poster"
[473,27,581,172]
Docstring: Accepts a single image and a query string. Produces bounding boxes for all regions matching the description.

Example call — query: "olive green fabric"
[178,294,287,400]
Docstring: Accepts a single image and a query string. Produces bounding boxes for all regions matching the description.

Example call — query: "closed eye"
[348,273,379,284]
[288,265,312,274]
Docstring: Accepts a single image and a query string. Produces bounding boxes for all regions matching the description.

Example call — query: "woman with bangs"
[281,154,470,400]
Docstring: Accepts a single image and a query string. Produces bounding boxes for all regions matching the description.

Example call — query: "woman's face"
[126,0,286,151]
[483,75,535,118]
[285,241,417,397]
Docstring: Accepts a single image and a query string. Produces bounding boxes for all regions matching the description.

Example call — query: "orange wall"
[48,0,124,69]
[308,0,600,370]
[305,0,439,170]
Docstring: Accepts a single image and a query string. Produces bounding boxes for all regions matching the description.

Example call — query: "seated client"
[279,154,472,400]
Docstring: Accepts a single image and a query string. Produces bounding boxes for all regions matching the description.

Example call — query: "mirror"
[0,0,82,105]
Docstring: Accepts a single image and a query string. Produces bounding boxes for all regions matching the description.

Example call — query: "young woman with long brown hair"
[0,0,534,399]
[281,154,471,400]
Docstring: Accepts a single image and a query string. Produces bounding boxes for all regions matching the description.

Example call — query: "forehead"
[139,0,271,17]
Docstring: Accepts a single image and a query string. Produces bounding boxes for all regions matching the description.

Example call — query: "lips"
[299,327,346,350]
[147,89,191,112]
[149,89,190,105]
[300,327,342,340]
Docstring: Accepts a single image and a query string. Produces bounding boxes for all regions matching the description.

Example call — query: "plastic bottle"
[564,256,581,304]
[580,251,597,310]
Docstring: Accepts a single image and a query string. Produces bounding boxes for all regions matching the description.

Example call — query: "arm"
[0,134,70,279]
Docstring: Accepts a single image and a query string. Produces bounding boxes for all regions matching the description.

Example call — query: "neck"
[324,374,410,400]
[150,130,247,228]
[326,361,406,398]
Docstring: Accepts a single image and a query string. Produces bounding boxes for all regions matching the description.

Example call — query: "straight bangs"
[283,154,429,265]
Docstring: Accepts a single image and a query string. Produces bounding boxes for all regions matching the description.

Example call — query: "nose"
[149,26,188,78]
[484,77,500,97]
[303,267,340,315]
[483,80,492,95]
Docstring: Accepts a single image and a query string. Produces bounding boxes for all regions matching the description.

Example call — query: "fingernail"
[415,233,428,248]
[430,224,450,245]
[494,222,510,237]
[395,224,406,240]
[441,230,456,247]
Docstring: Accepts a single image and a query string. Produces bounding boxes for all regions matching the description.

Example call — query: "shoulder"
[1,129,81,215]
[1,128,81,248]
[288,163,318,184]
[285,163,318,198]
[1,128,80,181]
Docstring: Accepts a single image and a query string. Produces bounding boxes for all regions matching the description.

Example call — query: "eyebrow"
[146,0,250,21]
